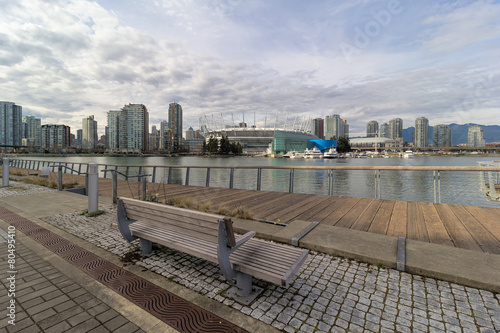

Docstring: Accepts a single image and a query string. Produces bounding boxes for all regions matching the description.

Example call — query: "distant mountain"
[402,123,500,146]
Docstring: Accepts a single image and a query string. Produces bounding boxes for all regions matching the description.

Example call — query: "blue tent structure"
[307,140,337,152]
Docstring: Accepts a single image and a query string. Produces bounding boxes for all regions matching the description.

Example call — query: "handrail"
[7,158,500,205]
[8,158,500,171]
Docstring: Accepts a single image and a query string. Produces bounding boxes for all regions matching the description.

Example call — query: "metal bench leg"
[226,272,263,305]
[140,239,153,256]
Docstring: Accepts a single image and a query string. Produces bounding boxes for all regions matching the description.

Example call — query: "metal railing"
[6,158,500,205]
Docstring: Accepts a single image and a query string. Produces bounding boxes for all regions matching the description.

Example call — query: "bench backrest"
[120,197,229,244]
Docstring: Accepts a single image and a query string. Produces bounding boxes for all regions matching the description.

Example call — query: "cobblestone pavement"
[0,180,55,198]
[0,229,144,333]
[40,204,500,333]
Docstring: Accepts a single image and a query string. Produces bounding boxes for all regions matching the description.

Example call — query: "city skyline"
[1,1,499,136]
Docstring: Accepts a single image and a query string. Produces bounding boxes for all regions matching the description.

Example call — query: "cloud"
[0,0,499,139]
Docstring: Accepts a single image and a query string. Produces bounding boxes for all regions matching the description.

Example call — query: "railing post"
[434,170,441,204]
[71,163,75,174]
[112,171,118,204]
[37,161,40,170]
[438,170,441,203]
[185,167,190,186]
[374,170,381,199]
[104,165,108,178]
[229,168,234,189]
[64,163,68,174]
[328,170,332,196]
[88,163,99,213]
[78,163,82,175]
[126,166,130,178]
[488,171,498,201]
[152,166,156,183]
[206,167,211,187]
[168,167,172,184]
[2,158,9,187]
[257,168,262,191]
[138,167,142,179]
[58,165,63,191]
[289,169,294,193]
[142,176,147,200]
[433,171,437,203]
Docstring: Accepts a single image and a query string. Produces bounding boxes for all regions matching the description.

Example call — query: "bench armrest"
[117,198,139,243]
[234,231,256,249]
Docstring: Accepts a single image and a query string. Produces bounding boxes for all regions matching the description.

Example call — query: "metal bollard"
[112,171,118,204]
[2,158,9,187]
[88,163,99,213]
[58,165,63,191]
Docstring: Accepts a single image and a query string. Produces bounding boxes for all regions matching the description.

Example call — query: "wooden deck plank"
[351,199,384,232]
[321,197,362,226]
[294,196,347,222]
[434,204,483,252]
[407,202,429,242]
[275,195,334,222]
[256,194,311,220]
[267,194,324,222]
[451,205,500,254]
[464,206,500,242]
[367,200,395,235]
[387,201,407,238]
[336,198,375,229]
[419,202,454,247]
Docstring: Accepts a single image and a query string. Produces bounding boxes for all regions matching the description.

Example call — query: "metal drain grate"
[0,206,247,333]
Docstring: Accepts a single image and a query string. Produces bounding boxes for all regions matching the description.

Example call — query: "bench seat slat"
[122,198,224,221]
[125,208,219,232]
[130,222,305,283]
[130,219,218,242]
[131,221,304,270]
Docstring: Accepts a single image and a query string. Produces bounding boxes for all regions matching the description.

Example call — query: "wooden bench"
[117,197,308,304]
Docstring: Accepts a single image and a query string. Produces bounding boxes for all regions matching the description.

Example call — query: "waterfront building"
[168,102,183,153]
[367,121,379,137]
[186,127,195,141]
[312,118,324,139]
[380,122,389,139]
[325,114,349,139]
[0,101,23,148]
[350,137,403,150]
[41,124,71,151]
[107,104,149,153]
[389,118,403,140]
[82,115,98,149]
[149,126,161,151]
[22,115,42,148]
[414,117,429,148]
[433,124,452,147]
[468,125,486,147]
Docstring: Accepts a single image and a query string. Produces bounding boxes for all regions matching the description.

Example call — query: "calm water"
[17,155,500,208]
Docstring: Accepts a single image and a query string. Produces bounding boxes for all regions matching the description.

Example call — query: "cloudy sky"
[1,0,499,137]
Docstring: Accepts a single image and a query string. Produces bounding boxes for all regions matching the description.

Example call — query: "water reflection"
[16,155,500,207]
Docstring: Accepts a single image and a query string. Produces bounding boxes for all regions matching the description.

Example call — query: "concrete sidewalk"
[1,182,500,332]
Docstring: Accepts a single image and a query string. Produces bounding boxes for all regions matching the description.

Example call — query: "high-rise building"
[41,124,71,151]
[22,115,42,148]
[149,126,161,151]
[380,122,389,138]
[366,121,379,137]
[325,114,348,139]
[389,118,403,140]
[160,120,170,151]
[312,118,324,139]
[414,117,429,148]
[0,101,23,147]
[468,125,486,147]
[186,127,195,140]
[168,102,183,153]
[82,115,98,149]
[107,104,149,152]
[433,124,452,147]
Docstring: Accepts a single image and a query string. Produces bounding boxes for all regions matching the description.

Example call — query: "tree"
[219,135,231,155]
[230,142,243,155]
[207,136,219,153]
[336,136,351,153]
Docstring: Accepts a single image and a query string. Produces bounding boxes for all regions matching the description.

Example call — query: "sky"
[1,0,499,137]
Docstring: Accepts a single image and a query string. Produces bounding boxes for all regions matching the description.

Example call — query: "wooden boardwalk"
[10,168,500,256]
[93,178,500,256]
